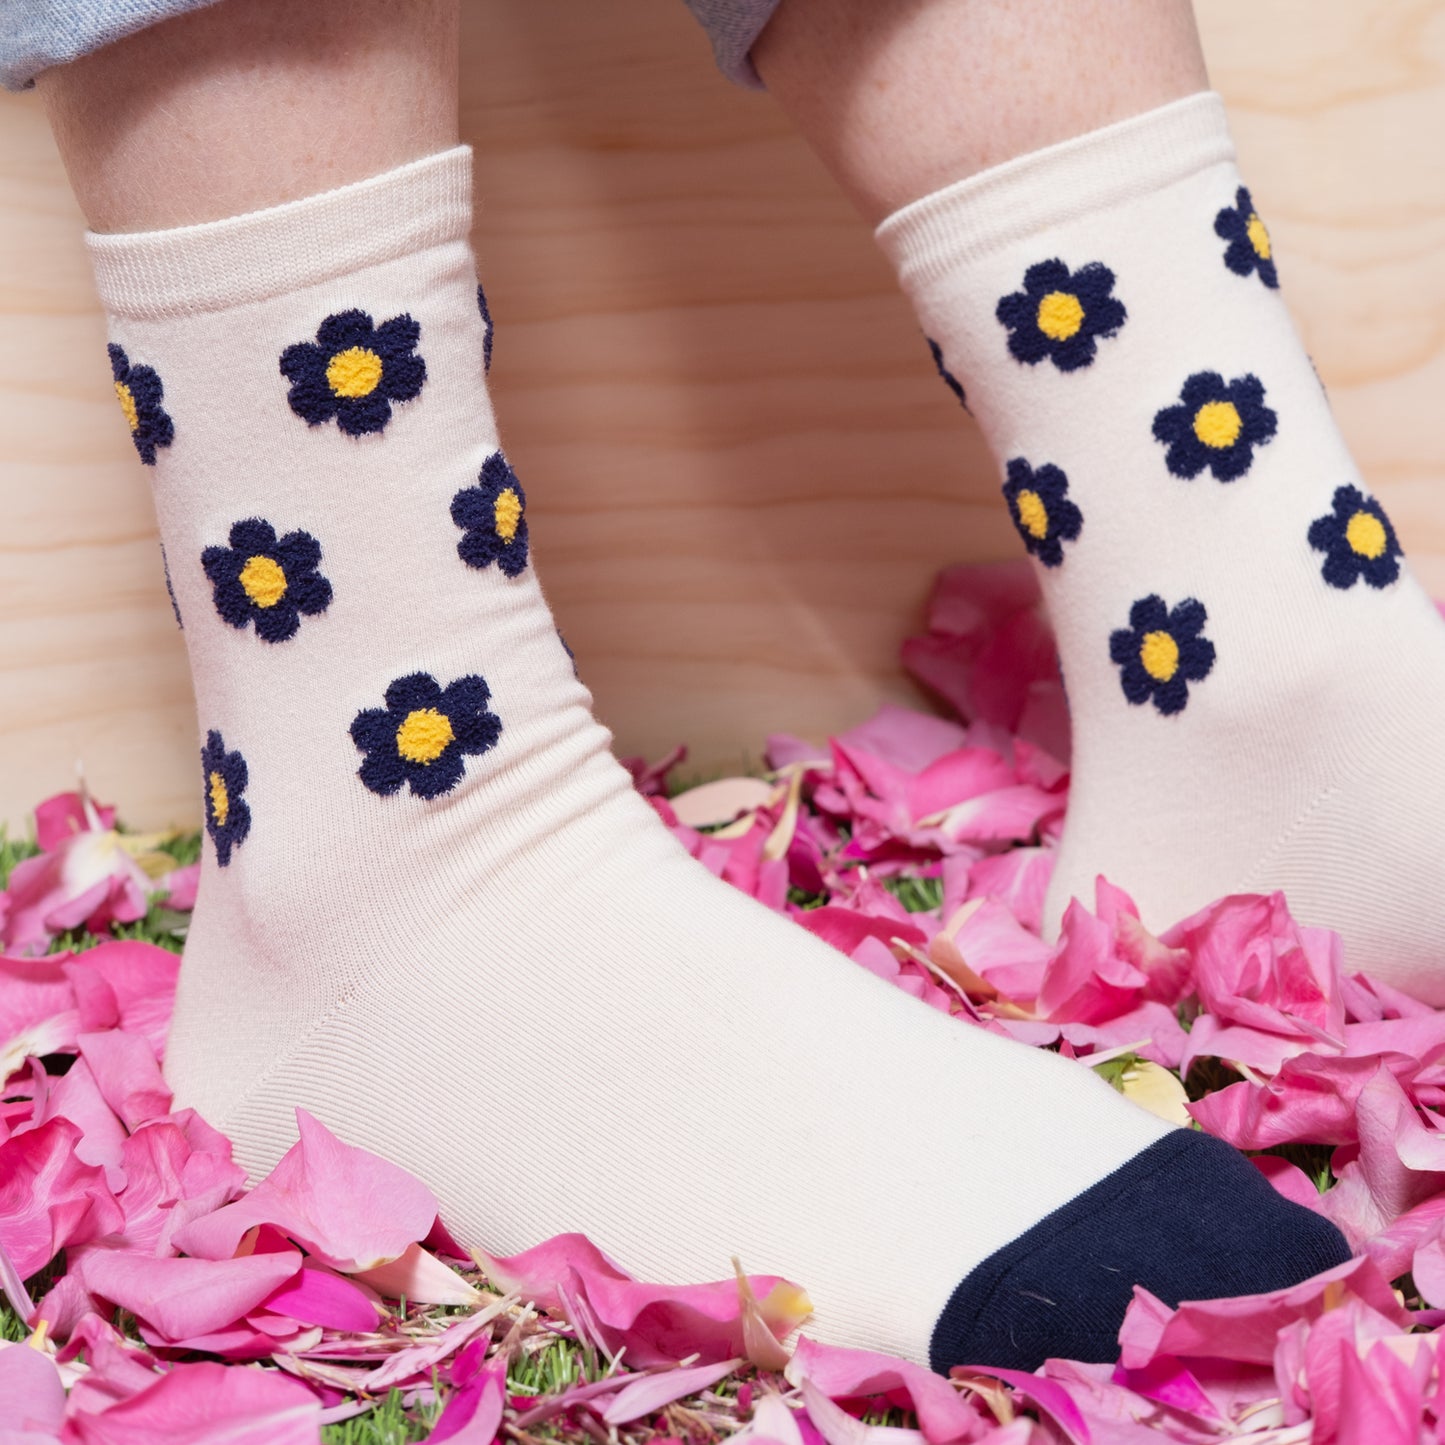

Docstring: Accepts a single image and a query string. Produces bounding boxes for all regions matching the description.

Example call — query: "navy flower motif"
[926,337,967,410]
[201,729,251,866]
[1153,371,1277,482]
[1215,187,1278,289]
[477,284,493,375]
[451,452,529,577]
[1308,484,1403,590]
[201,518,333,644]
[107,344,174,465]
[995,260,1127,372]
[351,672,502,800]
[280,310,425,437]
[1110,596,1216,716]
[1001,458,1082,568]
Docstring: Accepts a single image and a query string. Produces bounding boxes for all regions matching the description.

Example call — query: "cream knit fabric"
[90,146,1174,1363]
[878,93,1445,1002]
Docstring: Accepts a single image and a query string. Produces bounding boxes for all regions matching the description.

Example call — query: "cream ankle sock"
[879,92,1445,1002]
[90,145,1345,1371]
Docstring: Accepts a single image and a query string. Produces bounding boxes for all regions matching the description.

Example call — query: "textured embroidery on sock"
[1153,371,1277,482]
[1215,187,1278,290]
[351,672,503,799]
[201,518,333,644]
[107,344,174,465]
[996,260,1126,372]
[1109,595,1215,716]
[926,337,968,410]
[1002,458,1083,568]
[1308,484,1404,590]
[201,729,251,866]
[160,544,183,629]
[451,453,529,577]
[477,284,493,375]
[280,310,426,437]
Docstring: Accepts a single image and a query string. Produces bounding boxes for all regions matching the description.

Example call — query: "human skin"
[752,0,1211,224]
[34,0,459,233]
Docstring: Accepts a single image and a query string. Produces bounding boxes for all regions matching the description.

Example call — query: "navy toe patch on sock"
[929,1129,1351,1375]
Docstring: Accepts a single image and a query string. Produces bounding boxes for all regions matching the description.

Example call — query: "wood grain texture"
[1,0,1442,829]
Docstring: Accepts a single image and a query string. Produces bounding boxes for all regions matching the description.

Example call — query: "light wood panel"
[1,0,1442,830]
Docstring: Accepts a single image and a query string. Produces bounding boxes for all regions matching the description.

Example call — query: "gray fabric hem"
[680,0,782,89]
[1,0,780,95]
[0,0,225,89]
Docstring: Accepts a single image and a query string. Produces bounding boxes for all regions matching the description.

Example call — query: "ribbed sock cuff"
[85,146,474,321]
[875,92,1234,287]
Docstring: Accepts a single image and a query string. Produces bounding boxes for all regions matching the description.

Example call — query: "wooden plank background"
[1,0,1442,831]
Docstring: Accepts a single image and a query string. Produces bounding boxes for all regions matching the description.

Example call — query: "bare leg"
[752,0,1209,223]
[34,0,459,233]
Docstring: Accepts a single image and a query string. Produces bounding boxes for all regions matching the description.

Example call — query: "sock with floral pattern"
[879,91,1445,1001]
[88,145,1346,1372]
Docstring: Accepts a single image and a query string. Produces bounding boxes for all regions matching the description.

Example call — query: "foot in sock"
[89,145,1346,1372]
[880,92,1445,1003]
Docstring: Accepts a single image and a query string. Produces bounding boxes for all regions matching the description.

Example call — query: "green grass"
[322,1389,440,1445]
[0,829,40,889]
[883,874,944,914]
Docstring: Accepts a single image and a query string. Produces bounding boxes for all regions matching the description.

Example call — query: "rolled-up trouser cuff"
[679,0,781,89]
[0,0,224,90]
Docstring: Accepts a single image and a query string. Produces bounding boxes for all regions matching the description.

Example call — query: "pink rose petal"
[26,1057,128,1188]
[0,1118,122,1279]
[65,1360,320,1445]
[0,957,79,1079]
[785,1337,984,1445]
[602,1358,742,1424]
[350,1241,482,1306]
[77,1030,172,1132]
[0,1340,65,1437]
[77,1246,303,1342]
[173,1109,438,1271]
[63,942,181,1058]
[431,1361,507,1444]
[259,1261,380,1332]
[1117,1255,1405,1370]
[477,1233,810,1368]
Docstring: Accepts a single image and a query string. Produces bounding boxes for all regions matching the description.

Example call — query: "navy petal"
[407,749,466,800]
[272,530,322,573]
[385,672,445,713]
[230,517,279,553]
[317,310,375,350]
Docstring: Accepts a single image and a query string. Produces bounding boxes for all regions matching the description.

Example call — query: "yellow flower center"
[1247,213,1272,261]
[239,555,288,608]
[1036,291,1085,342]
[1193,400,1243,450]
[494,487,523,542]
[1014,489,1050,540]
[208,770,230,827]
[1345,509,1387,559]
[114,380,140,433]
[1140,630,1180,683]
[326,346,384,398]
[396,707,454,765]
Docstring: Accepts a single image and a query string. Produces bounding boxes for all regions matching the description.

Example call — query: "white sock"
[90,145,1345,1371]
[879,92,1445,1002]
